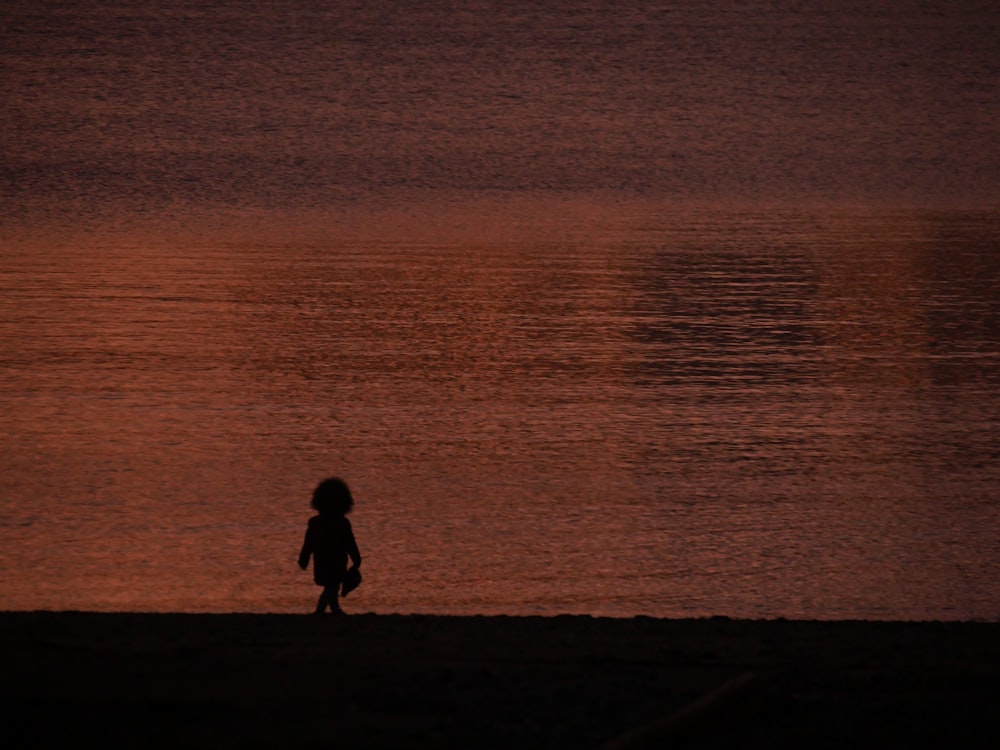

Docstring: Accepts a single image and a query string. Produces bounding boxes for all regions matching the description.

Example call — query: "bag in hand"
[341,567,362,597]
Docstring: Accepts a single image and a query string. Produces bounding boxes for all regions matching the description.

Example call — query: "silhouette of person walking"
[298,477,362,615]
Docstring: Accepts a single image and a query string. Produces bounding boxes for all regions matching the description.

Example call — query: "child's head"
[311,476,354,515]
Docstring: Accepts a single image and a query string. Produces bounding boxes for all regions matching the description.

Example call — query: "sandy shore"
[2,612,996,748]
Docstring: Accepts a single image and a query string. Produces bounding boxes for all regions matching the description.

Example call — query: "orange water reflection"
[1,202,997,618]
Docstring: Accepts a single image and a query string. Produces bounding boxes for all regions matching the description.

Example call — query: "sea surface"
[2,0,998,619]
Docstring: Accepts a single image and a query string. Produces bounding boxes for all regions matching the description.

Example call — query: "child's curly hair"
[311,477,354,515]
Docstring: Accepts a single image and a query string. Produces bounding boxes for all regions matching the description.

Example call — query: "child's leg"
[325,585,344,614]
[315,586,342,614]
[314,590,328,614]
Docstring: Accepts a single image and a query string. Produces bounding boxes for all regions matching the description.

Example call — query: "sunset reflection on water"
[2,202,997,619]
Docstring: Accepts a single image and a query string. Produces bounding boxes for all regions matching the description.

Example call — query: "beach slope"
[2,612,996,748]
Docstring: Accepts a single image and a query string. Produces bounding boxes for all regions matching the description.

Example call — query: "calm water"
[2,1,998,619]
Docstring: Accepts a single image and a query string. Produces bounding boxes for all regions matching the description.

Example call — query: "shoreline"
[3,612,997,748]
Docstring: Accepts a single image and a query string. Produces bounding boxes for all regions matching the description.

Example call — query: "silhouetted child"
[298,477,362,615]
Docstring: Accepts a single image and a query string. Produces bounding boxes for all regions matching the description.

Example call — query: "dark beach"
[2,612,996,749]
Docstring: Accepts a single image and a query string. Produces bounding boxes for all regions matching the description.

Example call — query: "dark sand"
[2,612,997,749]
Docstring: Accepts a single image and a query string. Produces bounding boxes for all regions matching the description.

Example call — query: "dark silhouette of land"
[1,612,996,748]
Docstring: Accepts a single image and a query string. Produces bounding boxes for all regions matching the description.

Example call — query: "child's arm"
[346,523,361,569]
[298,528,312,570]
